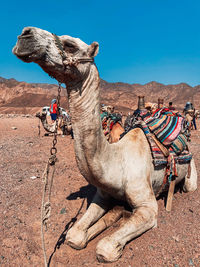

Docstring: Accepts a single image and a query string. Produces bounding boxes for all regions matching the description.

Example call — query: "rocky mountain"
[0,76,200,114]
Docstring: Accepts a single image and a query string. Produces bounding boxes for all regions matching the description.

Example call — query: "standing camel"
[13,27,197,263]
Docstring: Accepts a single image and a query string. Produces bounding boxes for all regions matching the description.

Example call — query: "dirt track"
[0,115,200,267]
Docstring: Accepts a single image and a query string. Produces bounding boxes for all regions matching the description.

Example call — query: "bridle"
[52,33,94,66]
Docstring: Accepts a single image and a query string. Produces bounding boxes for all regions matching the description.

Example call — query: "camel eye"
[65,43,74,48]
[64,41,78,53]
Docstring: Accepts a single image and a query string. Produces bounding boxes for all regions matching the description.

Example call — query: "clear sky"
[1,0,200,86]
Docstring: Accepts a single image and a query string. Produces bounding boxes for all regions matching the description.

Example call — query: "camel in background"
[36,112,72,135]
[101,105,124,143]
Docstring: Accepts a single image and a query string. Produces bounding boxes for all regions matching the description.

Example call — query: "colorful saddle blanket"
[123,107,192,159]
[141,108,184,146]
[126,108,189,155]
[146,132,192,167]
[122,109,192,185]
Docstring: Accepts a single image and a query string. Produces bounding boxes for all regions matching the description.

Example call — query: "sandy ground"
[0,115,200,267]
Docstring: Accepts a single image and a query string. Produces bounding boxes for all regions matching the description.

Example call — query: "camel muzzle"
[12,28,37,61]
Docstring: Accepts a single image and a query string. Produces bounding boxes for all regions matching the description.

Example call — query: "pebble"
[30,176,37,180]
[189,258,194,266]
[60,208,67,214]
[11,127,17,130]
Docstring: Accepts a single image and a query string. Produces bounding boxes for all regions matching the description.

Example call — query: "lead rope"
[41,82,61,267]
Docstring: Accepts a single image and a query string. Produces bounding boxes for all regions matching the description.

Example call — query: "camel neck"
[66,65,109,182]
[40,114,56,133]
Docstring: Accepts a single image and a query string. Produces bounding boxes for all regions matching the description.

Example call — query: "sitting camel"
[36,111,72,135]
[145,102,158,113]
[35,112,63,135]
[13,27,197,263]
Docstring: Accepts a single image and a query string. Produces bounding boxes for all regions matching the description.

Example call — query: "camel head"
[35,111,47,120]
[13,27,99,84]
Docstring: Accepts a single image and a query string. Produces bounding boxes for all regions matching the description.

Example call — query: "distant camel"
[101,105,124,143]
[109,121,124,143]
[13,27,197,263]
[36,112,72,135]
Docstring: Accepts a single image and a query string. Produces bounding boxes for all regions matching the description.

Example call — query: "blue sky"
[1,0,200,86]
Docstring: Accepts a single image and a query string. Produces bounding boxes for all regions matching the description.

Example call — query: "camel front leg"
[96,199,158,262]
[66,189,111,249]
[87,206,124,242]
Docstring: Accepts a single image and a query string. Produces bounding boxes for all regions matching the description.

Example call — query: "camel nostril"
[21,29,32,36]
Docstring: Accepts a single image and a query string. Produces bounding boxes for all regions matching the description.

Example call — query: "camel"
[100,105,124,143]
[145,102,158,113]
[108,121,124,143]
[36,111,72,135]
[13,27,197,263]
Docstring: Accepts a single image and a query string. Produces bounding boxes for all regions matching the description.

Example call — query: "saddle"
[123,108,192,178]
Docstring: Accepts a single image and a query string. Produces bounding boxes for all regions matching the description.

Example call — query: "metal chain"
[50,82,62,158]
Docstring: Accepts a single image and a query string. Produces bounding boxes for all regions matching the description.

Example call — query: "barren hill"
[1,76,200,114]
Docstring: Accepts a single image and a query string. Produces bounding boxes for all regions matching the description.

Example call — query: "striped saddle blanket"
[146,133,192,167]
[123,108,189,155]
[142,108,184,146]
[122,109,192,181]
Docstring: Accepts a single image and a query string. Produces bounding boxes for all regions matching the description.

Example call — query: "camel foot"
[66,227,87,250]
[96,236,123,263]
[183,159,197,193]
[183,177,197,193]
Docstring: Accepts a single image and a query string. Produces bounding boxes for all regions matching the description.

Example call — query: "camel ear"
[88,42,99,58]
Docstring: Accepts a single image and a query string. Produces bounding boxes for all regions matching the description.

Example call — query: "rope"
[41,155,57,267]
[41,82,61,267]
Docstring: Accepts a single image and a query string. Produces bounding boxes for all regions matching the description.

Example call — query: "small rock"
[189,258,194,266]
[11,127,17,130]
[149,245,154,250]
[30,176,37,180]
[60,208,67,214]
[172,236,179,242]
[27,142,33,146]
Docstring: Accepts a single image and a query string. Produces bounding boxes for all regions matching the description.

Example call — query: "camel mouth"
[14,51,36,62]
[12,29,39,62]
[12,46,39,62]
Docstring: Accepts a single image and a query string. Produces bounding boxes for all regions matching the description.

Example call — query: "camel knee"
[66,226,87,250]
[132,205,158,230]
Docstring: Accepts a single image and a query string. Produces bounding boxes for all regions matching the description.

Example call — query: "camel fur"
[13,27,198,263]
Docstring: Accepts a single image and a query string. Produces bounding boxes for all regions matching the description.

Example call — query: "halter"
[52,33,94,66]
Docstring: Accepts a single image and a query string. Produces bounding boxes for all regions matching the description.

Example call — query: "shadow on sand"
[48,184,96,266]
